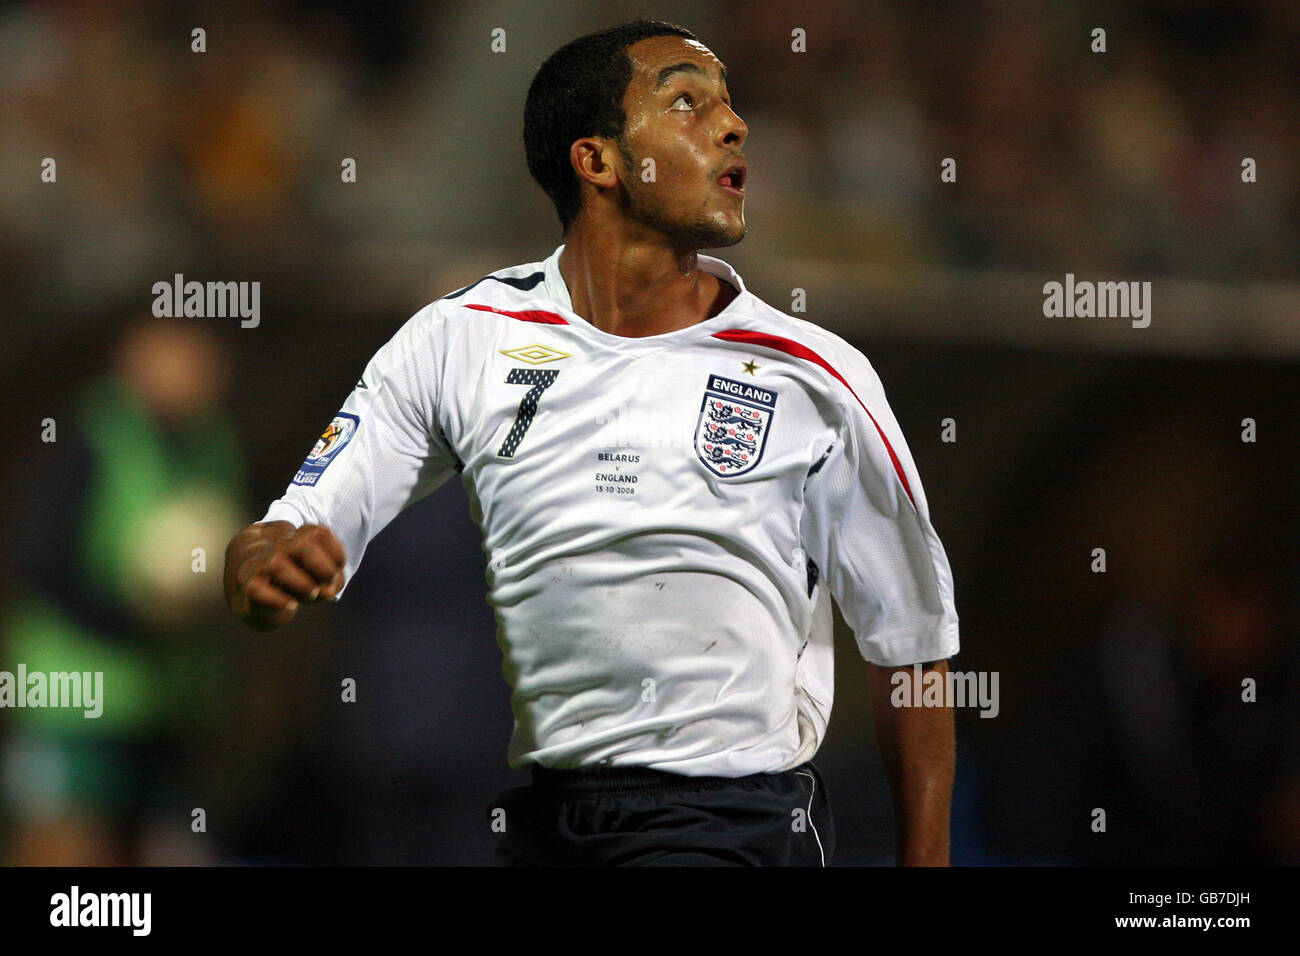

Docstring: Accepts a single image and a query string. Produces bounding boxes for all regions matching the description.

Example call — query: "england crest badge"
[695,374,777,476]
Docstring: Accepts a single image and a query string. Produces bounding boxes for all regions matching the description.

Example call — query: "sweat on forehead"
[628,35,725,77]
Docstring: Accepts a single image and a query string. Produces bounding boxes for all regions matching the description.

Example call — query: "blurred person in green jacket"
[2,316,246,864]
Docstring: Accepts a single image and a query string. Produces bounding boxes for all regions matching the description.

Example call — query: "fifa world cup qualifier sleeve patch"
[292,413,359,486]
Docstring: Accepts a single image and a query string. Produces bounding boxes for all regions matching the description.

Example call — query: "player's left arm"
[797,332,961,866]
[867,658,955,866]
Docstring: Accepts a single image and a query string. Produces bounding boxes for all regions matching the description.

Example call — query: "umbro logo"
[500,344,571,365]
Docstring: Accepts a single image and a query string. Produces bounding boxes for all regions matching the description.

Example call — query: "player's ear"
[570,137,622,192]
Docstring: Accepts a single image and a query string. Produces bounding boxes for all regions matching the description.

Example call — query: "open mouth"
[717,161,747,195]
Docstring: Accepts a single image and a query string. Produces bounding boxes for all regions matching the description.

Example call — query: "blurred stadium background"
[0,0,1296,865]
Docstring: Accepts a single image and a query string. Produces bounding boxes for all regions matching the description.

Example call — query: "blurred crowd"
[2,0,1296,344]
[0,0,1295,865]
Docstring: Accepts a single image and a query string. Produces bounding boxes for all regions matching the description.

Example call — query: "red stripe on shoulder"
[464,303,568,325]
[712,328,915,507]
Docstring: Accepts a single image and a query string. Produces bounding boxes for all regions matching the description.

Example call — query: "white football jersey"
[262,244,959,776]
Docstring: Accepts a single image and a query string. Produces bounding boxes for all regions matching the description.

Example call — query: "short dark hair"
[524,20,698,233]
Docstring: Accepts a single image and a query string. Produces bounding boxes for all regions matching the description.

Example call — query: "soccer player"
[224,20,959,866]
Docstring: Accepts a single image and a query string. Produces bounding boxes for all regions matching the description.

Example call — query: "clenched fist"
[224,521,347,630]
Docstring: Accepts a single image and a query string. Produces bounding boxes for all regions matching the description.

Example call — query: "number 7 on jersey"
[497,367,559,458]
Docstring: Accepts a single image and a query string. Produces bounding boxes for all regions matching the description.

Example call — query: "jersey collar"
[540,244,748,339]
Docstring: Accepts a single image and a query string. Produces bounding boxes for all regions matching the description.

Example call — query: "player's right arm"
[224,520,346,630]
[224,301,460,631]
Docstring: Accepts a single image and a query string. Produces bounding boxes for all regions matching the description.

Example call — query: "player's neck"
[557,225,736,338]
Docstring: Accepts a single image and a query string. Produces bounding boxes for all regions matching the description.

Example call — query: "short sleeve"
[799,344,959,666]
[261,304,460,596]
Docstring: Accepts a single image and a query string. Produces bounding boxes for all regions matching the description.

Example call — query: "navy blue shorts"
[489,761,834,866]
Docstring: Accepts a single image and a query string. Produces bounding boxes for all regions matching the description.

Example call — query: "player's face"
[615,36,748,249]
